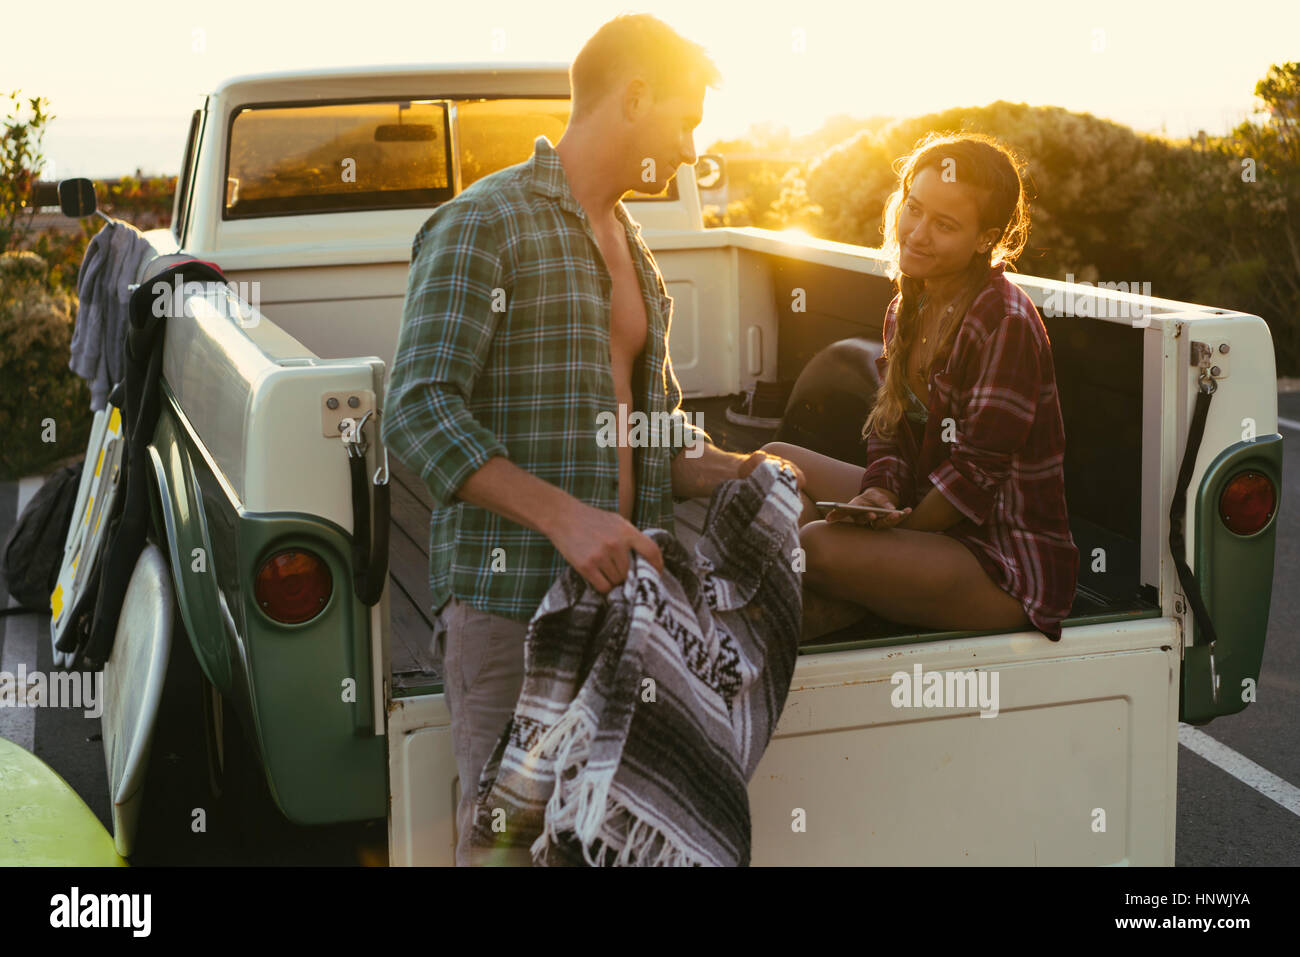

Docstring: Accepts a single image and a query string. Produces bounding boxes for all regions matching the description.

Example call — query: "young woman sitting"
[763,133,1080,639]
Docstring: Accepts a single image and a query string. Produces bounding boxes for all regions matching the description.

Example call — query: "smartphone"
[815,500,904,517]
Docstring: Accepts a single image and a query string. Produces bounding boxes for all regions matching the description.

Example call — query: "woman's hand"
[826,486,911,530]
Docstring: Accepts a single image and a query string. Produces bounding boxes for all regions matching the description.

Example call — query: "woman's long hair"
[863,133,1030,442]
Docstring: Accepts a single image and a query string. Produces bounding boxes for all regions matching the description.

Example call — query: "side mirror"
[58,178,98,218]
[695,154,726,191]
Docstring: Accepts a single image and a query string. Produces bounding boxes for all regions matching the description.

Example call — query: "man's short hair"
[570,14,721,118]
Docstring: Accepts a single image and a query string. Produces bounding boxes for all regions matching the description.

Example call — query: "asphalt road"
[2,399,1299,866]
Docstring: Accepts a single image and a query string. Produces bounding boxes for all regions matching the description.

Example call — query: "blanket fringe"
[526,707,710,866]
[581,799,704,866]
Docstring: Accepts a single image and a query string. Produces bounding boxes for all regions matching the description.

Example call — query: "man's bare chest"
[590,224,649,377]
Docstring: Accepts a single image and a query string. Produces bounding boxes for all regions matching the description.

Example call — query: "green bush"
[0,251,91,479]
[803,102,1175,284]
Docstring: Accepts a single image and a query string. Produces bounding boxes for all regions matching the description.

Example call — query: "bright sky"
[5,0,1296,178]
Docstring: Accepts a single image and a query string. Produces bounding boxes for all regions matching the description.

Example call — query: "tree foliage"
[0,90,53,254]
[1153,62,1300,369]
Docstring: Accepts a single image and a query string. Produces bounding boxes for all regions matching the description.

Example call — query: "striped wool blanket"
[469,459,803,866]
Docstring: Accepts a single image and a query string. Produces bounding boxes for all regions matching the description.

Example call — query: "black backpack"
[1,460,84,613]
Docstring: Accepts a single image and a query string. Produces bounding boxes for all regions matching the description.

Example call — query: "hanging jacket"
[69,220,156,411]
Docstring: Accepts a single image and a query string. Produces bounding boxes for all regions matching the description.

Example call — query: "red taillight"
[1218,471,1275,536]
[255,549,332,623]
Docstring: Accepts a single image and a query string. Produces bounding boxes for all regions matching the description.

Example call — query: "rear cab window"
[223,96,674,219]
[224,100,454,217]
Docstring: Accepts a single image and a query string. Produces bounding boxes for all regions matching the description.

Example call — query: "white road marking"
[16,475,42,514]
[1,477,47,752]
[1277,416,1300,432]
[1179,723,1300,818]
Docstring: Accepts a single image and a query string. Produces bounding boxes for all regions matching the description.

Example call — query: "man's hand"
[736,450,806,490]
[544,499,664,595]
[671,444,807,500]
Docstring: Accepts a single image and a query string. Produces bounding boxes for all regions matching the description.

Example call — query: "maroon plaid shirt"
[860,263,1079,639]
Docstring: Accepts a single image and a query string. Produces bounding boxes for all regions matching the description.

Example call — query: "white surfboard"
[101,543,174,858]
[50,403,125,668]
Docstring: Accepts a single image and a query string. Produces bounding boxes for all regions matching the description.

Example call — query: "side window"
[623,177,679,203]
[173,109,201,244]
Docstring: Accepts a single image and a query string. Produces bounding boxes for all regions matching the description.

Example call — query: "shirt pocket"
[930,368,957,412]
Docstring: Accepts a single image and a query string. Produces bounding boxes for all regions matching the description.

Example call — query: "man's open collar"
[527,135,641,234]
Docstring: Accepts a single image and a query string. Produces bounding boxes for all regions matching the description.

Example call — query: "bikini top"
[904,380,929,425]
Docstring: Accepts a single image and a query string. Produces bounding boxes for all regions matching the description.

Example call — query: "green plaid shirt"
[382,136,711,624]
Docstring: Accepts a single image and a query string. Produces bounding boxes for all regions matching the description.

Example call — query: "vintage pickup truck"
[51,63,1280,865]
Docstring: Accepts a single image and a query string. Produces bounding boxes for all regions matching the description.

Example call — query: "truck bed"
[386,457,444,694]
[386,393,1161,697]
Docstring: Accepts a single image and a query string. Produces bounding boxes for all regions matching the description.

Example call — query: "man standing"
[382,14,805,866]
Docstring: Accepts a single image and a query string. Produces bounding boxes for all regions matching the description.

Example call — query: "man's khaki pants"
[431,596,534,866]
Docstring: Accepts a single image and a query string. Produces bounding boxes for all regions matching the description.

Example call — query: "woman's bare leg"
[761,441,865,527]
[798,519,1030,631]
